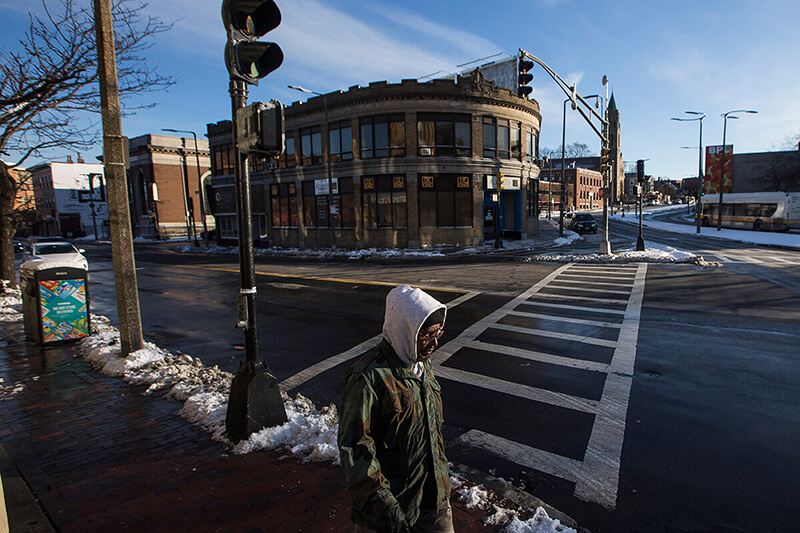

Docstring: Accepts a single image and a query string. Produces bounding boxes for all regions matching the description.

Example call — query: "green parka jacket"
[338,339,450,531]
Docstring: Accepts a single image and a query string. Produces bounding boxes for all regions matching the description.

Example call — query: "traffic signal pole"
[222,0,287,443]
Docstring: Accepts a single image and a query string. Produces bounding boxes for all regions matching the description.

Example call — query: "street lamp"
[162,128,209,247]
[560,97,576,237]
[671,111,705,234]
[717,109,757,231]
[288,84,336,248]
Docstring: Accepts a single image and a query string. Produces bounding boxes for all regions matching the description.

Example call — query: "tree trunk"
[0,164,18,291]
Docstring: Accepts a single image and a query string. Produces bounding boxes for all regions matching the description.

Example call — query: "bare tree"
[755,153,800,192]
[0,0,173,289]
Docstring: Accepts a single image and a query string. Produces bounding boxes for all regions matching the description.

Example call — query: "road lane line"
[453,430,582,483]
[279,290,480,392]
[574,263,647,510]
[487,324,618,348]
[434,366,598,414]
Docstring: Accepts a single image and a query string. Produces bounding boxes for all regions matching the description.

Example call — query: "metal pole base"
[636,235,645,251]
[225,360,288,443]
[599,240,612,255]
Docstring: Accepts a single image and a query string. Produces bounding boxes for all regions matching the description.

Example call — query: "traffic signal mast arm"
[518,48,607,144]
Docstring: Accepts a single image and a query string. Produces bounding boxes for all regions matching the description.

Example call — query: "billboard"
[704,145,733,195]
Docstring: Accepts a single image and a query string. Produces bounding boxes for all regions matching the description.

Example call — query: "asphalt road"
[77,228,800,532]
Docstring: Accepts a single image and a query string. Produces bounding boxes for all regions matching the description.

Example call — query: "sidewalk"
[0,318,574,532]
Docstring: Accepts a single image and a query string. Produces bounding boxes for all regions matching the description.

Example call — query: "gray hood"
[382,285,447,367]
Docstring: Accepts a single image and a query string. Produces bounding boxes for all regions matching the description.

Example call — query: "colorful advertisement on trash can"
[38,279,89,342]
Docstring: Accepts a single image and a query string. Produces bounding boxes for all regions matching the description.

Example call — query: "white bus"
[699,192,800,231]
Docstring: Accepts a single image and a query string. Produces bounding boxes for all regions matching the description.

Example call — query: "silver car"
[23,241,88,270]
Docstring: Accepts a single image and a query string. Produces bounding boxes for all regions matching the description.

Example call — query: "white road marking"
[768,255,796,264]
[505,310,623,329]
[453,430,582,483]
[556,275,634,286]
[487,323,618,348]
[518,301,626,315]
[435,365,598,414]
[464,339,609,372]
[545,284,631,295]
[574,263,647,509]
[441,263,647,510]
[533,293,631,306]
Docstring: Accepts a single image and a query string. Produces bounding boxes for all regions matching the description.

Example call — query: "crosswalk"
[432,263,647,510]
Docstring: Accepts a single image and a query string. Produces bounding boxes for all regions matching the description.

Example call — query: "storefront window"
[270,183,298,227]
[363,175,406,228]
[301,178,355,228]
[419,174,472,227]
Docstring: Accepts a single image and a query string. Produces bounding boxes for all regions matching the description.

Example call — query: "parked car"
[13,240,24,253]
[22,241,88,270]
[568,212,598,234]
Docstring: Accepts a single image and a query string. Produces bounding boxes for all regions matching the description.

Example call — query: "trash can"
[19,258,90,345]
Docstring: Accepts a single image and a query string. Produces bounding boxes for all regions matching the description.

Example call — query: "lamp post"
[288,85,336,248]
[671,112,705,234]
[717,109,757,230]
[560,98,575,237]
[162,128,209,247]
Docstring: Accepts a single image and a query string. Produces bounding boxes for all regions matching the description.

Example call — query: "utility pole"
[93,0,143,356]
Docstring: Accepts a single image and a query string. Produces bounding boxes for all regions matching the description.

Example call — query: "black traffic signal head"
[518,59,534,98]
[637,159,645,182]
[600,147,611,174]
[224,0,281,37]
[222,0,283,84]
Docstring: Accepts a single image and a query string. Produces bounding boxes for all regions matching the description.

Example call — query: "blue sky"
[2,0,799,180]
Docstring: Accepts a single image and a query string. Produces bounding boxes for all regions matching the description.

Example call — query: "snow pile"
[0,281,22,322]
[77,316,339,460]
[450,474,575,533]
[523,241,718,266]
[233,394,339,462]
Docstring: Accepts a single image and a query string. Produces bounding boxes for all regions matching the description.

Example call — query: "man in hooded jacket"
[338,285,453,533]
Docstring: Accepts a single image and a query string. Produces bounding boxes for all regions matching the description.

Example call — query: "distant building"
[539,167,603,211]
[730,150,800,193]
[206,71,542,248]
[28,157,109,238]
[126,134,212,240]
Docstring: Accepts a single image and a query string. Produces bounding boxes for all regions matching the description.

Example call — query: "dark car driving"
[569,212,598,234]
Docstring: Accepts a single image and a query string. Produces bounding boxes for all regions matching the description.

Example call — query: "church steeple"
[608,92,618,112]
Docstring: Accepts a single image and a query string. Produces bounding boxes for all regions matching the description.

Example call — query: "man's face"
[417,323,443,360]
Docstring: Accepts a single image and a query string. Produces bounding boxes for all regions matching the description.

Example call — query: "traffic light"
[600,147,611,174]
[517,58,534,98]
[636,159,645,183]
[222,0,284,85]
[497,172,505,190]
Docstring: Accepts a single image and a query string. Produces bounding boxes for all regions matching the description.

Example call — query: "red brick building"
[539,167,604,212]
[127,134,212,240]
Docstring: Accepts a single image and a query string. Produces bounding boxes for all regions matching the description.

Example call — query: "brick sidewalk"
[0,322,501,532]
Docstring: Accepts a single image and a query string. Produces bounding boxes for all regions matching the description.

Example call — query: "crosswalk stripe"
[488,323,618,347]
[550,277,634,288]
[768,255,795,264]
[518,301,626,315]
[464,339,609,372]
[434,365,598,414]
[532,293,630,306]
[453,430,582,483]
[546,284,631,295]
[505,310,623,329]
